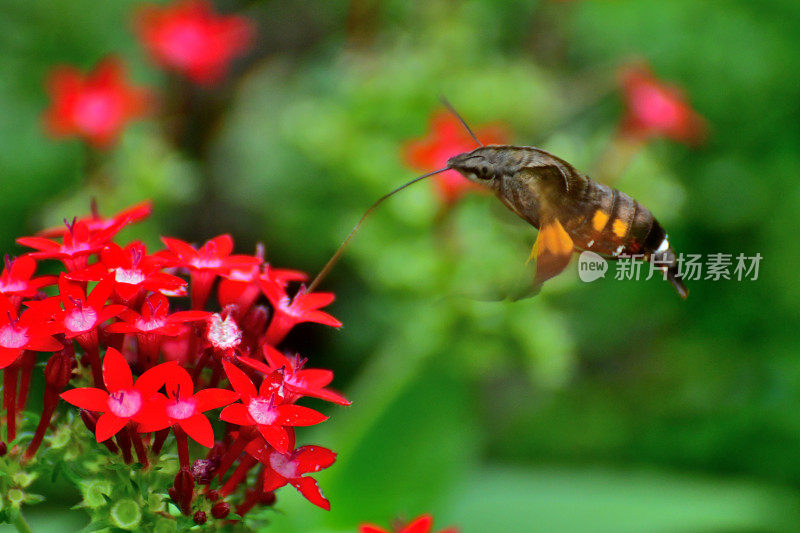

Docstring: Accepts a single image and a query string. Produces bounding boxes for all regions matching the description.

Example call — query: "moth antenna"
[439,95,484,147]
[306,167,449,293]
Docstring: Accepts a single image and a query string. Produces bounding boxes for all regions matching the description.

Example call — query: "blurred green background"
[2,0,800,531]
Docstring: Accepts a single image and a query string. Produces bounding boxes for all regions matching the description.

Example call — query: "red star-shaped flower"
[260,280,341,346]
[404,111,509,204]
[60,348,171,441]
[43,57,150,148]
[245,437,336,510]
[136,363,237,447]
[107,293,209,338]
[239,344,350,406]
[135,0,254,85]
[360,515,458,533]
[0,293,62,368]
[68,242,186,302]
[38,200,152,239]
[160,234,262,309]
[17,219,126,271]
[220,361,328,453]
[0,255,56,304]
[619,63,705,145]
[32,275,126,340]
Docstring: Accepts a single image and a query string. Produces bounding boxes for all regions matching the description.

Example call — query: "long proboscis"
[306,167,450,293]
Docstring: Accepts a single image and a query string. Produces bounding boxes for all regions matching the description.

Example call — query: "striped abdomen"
[563,178,688,298]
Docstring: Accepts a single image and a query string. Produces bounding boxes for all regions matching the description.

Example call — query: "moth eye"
[478,165,493,180]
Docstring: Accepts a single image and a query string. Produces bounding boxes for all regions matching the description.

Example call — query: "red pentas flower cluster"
[2,201,347,522]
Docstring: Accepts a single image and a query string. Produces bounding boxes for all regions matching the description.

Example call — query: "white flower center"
[135,317,166,332]
[247,398,277,426]
[64,307,98,333]
[114,268,146,285]
[0,324,28,349]
[0,281,26,293]
[268,451,298,479]
[107,390,142,418]
[166,398,197,420]
[207,314,241,350]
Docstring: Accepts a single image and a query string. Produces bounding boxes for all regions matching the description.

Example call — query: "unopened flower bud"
[193,511,207,525]
[206,490,220,502]
[44,351,72,390]
[260,490,277,506]
[191,458,217,484]
[211,501,230,519]
[0,442,7,456]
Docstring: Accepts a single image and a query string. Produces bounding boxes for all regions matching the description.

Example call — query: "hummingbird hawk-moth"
[308,103,688,299]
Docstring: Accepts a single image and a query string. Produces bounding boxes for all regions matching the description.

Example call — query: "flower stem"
[217,428,254,481]
[16,351,36,412]
[129,424,149,468]
[24,388,58,461]
[174,425,190,471]
[116,427,133,464]
[4,363,18,442]
[219,455,257,497]
[12,510,33,533]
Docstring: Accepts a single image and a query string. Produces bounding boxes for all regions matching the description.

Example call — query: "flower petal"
[194,388,238,412]
[258,424,291,454]
[289,476,330,511]
[262,467,288,493]
[403,515,434,533]
[275,404,328,427]
[180,414,215,448]
[222,360,256,400]
[95,413,127,442]
[219,403,253,426]
[60,387,109,411]
[102,347,133,391]
[136,361,185,398]
[293,445,337,474]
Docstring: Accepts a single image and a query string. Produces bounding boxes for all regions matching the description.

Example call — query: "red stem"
[219,455,258,497]
[153,427,170,455]
[129,423,149,468]
[16,351,36,412]
[116,427,133,464]
[217,428,254,481]
[4,363,18,442]
[174,425,190,471]
[23,388,58,460]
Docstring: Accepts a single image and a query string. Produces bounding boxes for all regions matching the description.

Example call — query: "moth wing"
[529,216,574,286]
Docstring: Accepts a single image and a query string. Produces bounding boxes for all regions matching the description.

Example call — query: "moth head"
[447,147,504,186]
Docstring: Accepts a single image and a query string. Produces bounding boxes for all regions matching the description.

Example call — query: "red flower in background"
[246,438,336,510]
[405,111,509,204]
[360,514,458,533]
[43,57,150,148]
[18,218,126,272]
[135,0,254,85]
[619,63,705,145]
[60,348,169,442]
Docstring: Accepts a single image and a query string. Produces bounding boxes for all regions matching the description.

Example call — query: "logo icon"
[577,251,607,282]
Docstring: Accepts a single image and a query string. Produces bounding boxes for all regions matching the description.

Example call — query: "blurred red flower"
[619,63,706,145]
[135,0,254,85]
[404,111,509,204]
[360,514,458,533]
[43,58,150,148]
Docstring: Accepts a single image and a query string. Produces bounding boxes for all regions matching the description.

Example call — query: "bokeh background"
[2,0,800,531]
